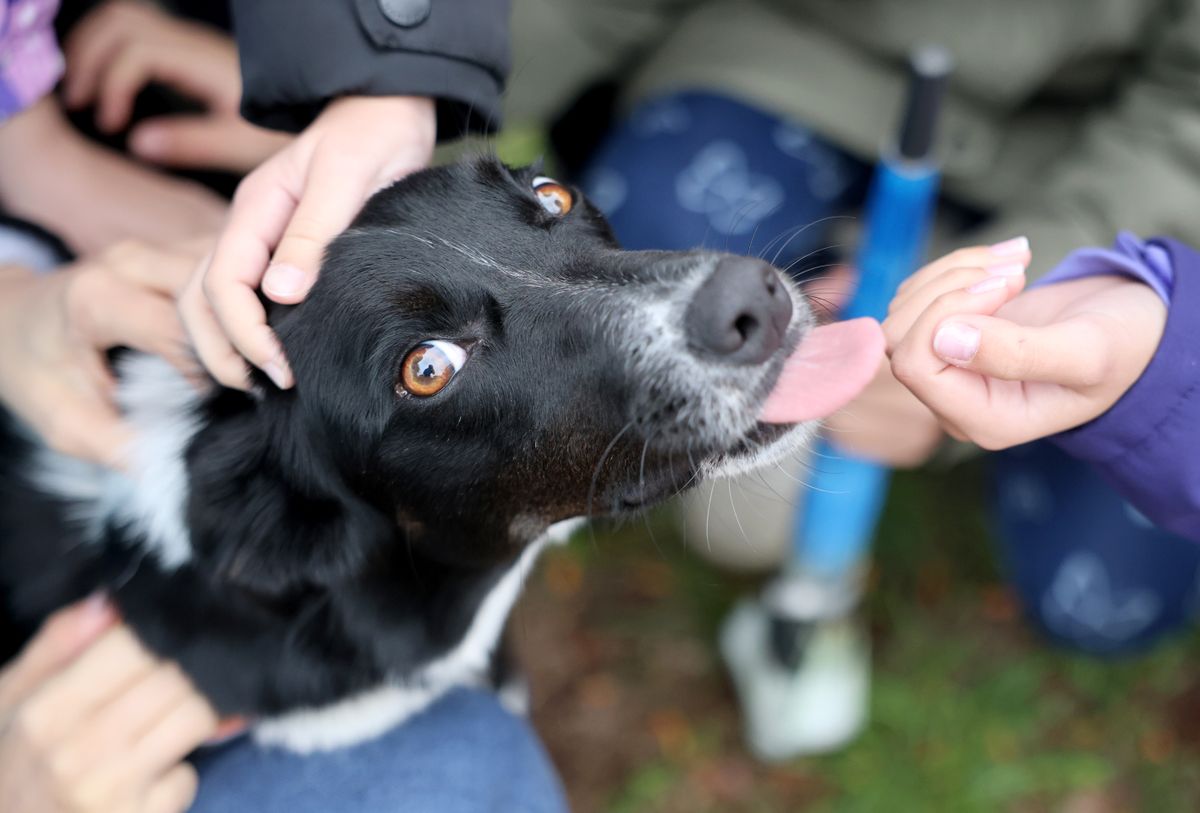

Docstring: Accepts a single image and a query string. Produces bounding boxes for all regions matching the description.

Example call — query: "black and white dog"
[0,158,879,752]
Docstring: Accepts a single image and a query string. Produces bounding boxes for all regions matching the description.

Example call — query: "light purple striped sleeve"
[0,0,64,122]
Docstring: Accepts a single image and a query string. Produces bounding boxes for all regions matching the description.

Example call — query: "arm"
[229,0,511,135]
[1048,237,1200,541]
[883,236,1199,541]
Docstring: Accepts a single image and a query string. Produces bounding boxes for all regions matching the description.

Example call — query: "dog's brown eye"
[399,340,467,397]
[532,175,573,216]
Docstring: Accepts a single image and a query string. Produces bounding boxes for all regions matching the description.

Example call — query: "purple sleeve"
[0,0,64,122]
[1047,236,1200,541]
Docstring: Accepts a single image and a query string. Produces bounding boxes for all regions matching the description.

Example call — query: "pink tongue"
[759,317,885,424]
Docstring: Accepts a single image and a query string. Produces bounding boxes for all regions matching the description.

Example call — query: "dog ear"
[184,395,393,597]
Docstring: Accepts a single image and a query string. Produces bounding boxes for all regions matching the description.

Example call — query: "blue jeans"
[191,689,569,813]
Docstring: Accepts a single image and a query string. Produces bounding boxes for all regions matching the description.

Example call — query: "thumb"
[262,155,375,305]
[933,314,1110,389]
[0,595,118,713]
[129,115,290,173]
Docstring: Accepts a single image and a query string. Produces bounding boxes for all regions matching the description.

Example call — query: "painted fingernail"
[987,262,1026,277]
[968,275,1008,294]
[989,236,1029,256]
[263,264,306,298]
[934,322,980,364]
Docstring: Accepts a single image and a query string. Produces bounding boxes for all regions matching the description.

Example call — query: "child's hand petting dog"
[884,242,1167,450]
[181,95,436,391]
[63,0,291,173]
[0,240,203,467]
[0,596,219,813]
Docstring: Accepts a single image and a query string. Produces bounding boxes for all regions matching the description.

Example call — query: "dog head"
[187,158,875,588]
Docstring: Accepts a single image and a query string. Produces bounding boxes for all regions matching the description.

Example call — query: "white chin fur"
[702,421,815,482]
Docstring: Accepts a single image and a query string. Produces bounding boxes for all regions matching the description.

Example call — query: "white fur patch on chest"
[30,355,200,568]
[254,517,584,753]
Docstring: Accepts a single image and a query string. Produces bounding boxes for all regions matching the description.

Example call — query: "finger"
[11,626,156,745]
[198,161,299,387]
[33,384,133,468]
[92,284,194,374]
[62,2,135,109]
[179,266,251,390]
[130,693,218,778]
[0,595,117,713]
[892,240,1030,304]
[101,241,199,298]
[95,41,156,133]
[141,763,199,813]
[889,277,1092,449]
[264,149,379,306]
[932,313,1112,389]
[51,662,197,780]
[885,266,1026,351]
[130,115,291,173]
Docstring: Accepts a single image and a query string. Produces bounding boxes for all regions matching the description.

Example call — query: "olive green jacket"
[505,0,1200,275]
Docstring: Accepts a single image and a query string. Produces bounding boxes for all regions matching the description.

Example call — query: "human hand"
[823,360,945,468]
[62,0,290,173]
[0,596,218,813]
[0,99,225,255]
[0,240,203,466]
[180,95,436,389]
[884,241,1166,449]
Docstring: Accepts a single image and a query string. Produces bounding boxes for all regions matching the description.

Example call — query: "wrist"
[326,95,436,146]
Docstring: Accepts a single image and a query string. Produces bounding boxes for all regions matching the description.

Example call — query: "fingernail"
[130,126,167,158]
[206,716,251,745]
[968,275,1008,294]
[989,236,1029,256]
[263,264,306,298]
[934,322,980,364]
[76,593,118,636]
[262,360,292,389]
[987,262,1026,277]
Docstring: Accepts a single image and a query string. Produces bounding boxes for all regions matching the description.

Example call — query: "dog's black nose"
[685,257,793,364]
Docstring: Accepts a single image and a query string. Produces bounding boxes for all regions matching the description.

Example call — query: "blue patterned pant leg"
[991,441,1200,655]
[580,92,870,273]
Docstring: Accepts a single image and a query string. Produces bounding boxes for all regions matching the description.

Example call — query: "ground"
[512,462,1200,812]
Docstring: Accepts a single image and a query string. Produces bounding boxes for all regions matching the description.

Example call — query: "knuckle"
[974,430,1012,452]
[231,170,270,208]
[11,703,52,750]
[101,239,144,270]
[889,351,919,385]
[947,246,988,268]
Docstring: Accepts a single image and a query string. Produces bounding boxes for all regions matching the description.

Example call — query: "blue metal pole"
[795,157,942,574]
[790,45,952,576]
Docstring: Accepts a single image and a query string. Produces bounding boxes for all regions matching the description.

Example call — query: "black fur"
[0,158,805,721]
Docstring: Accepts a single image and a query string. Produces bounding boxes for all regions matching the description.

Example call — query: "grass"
[516,461,1200,812]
